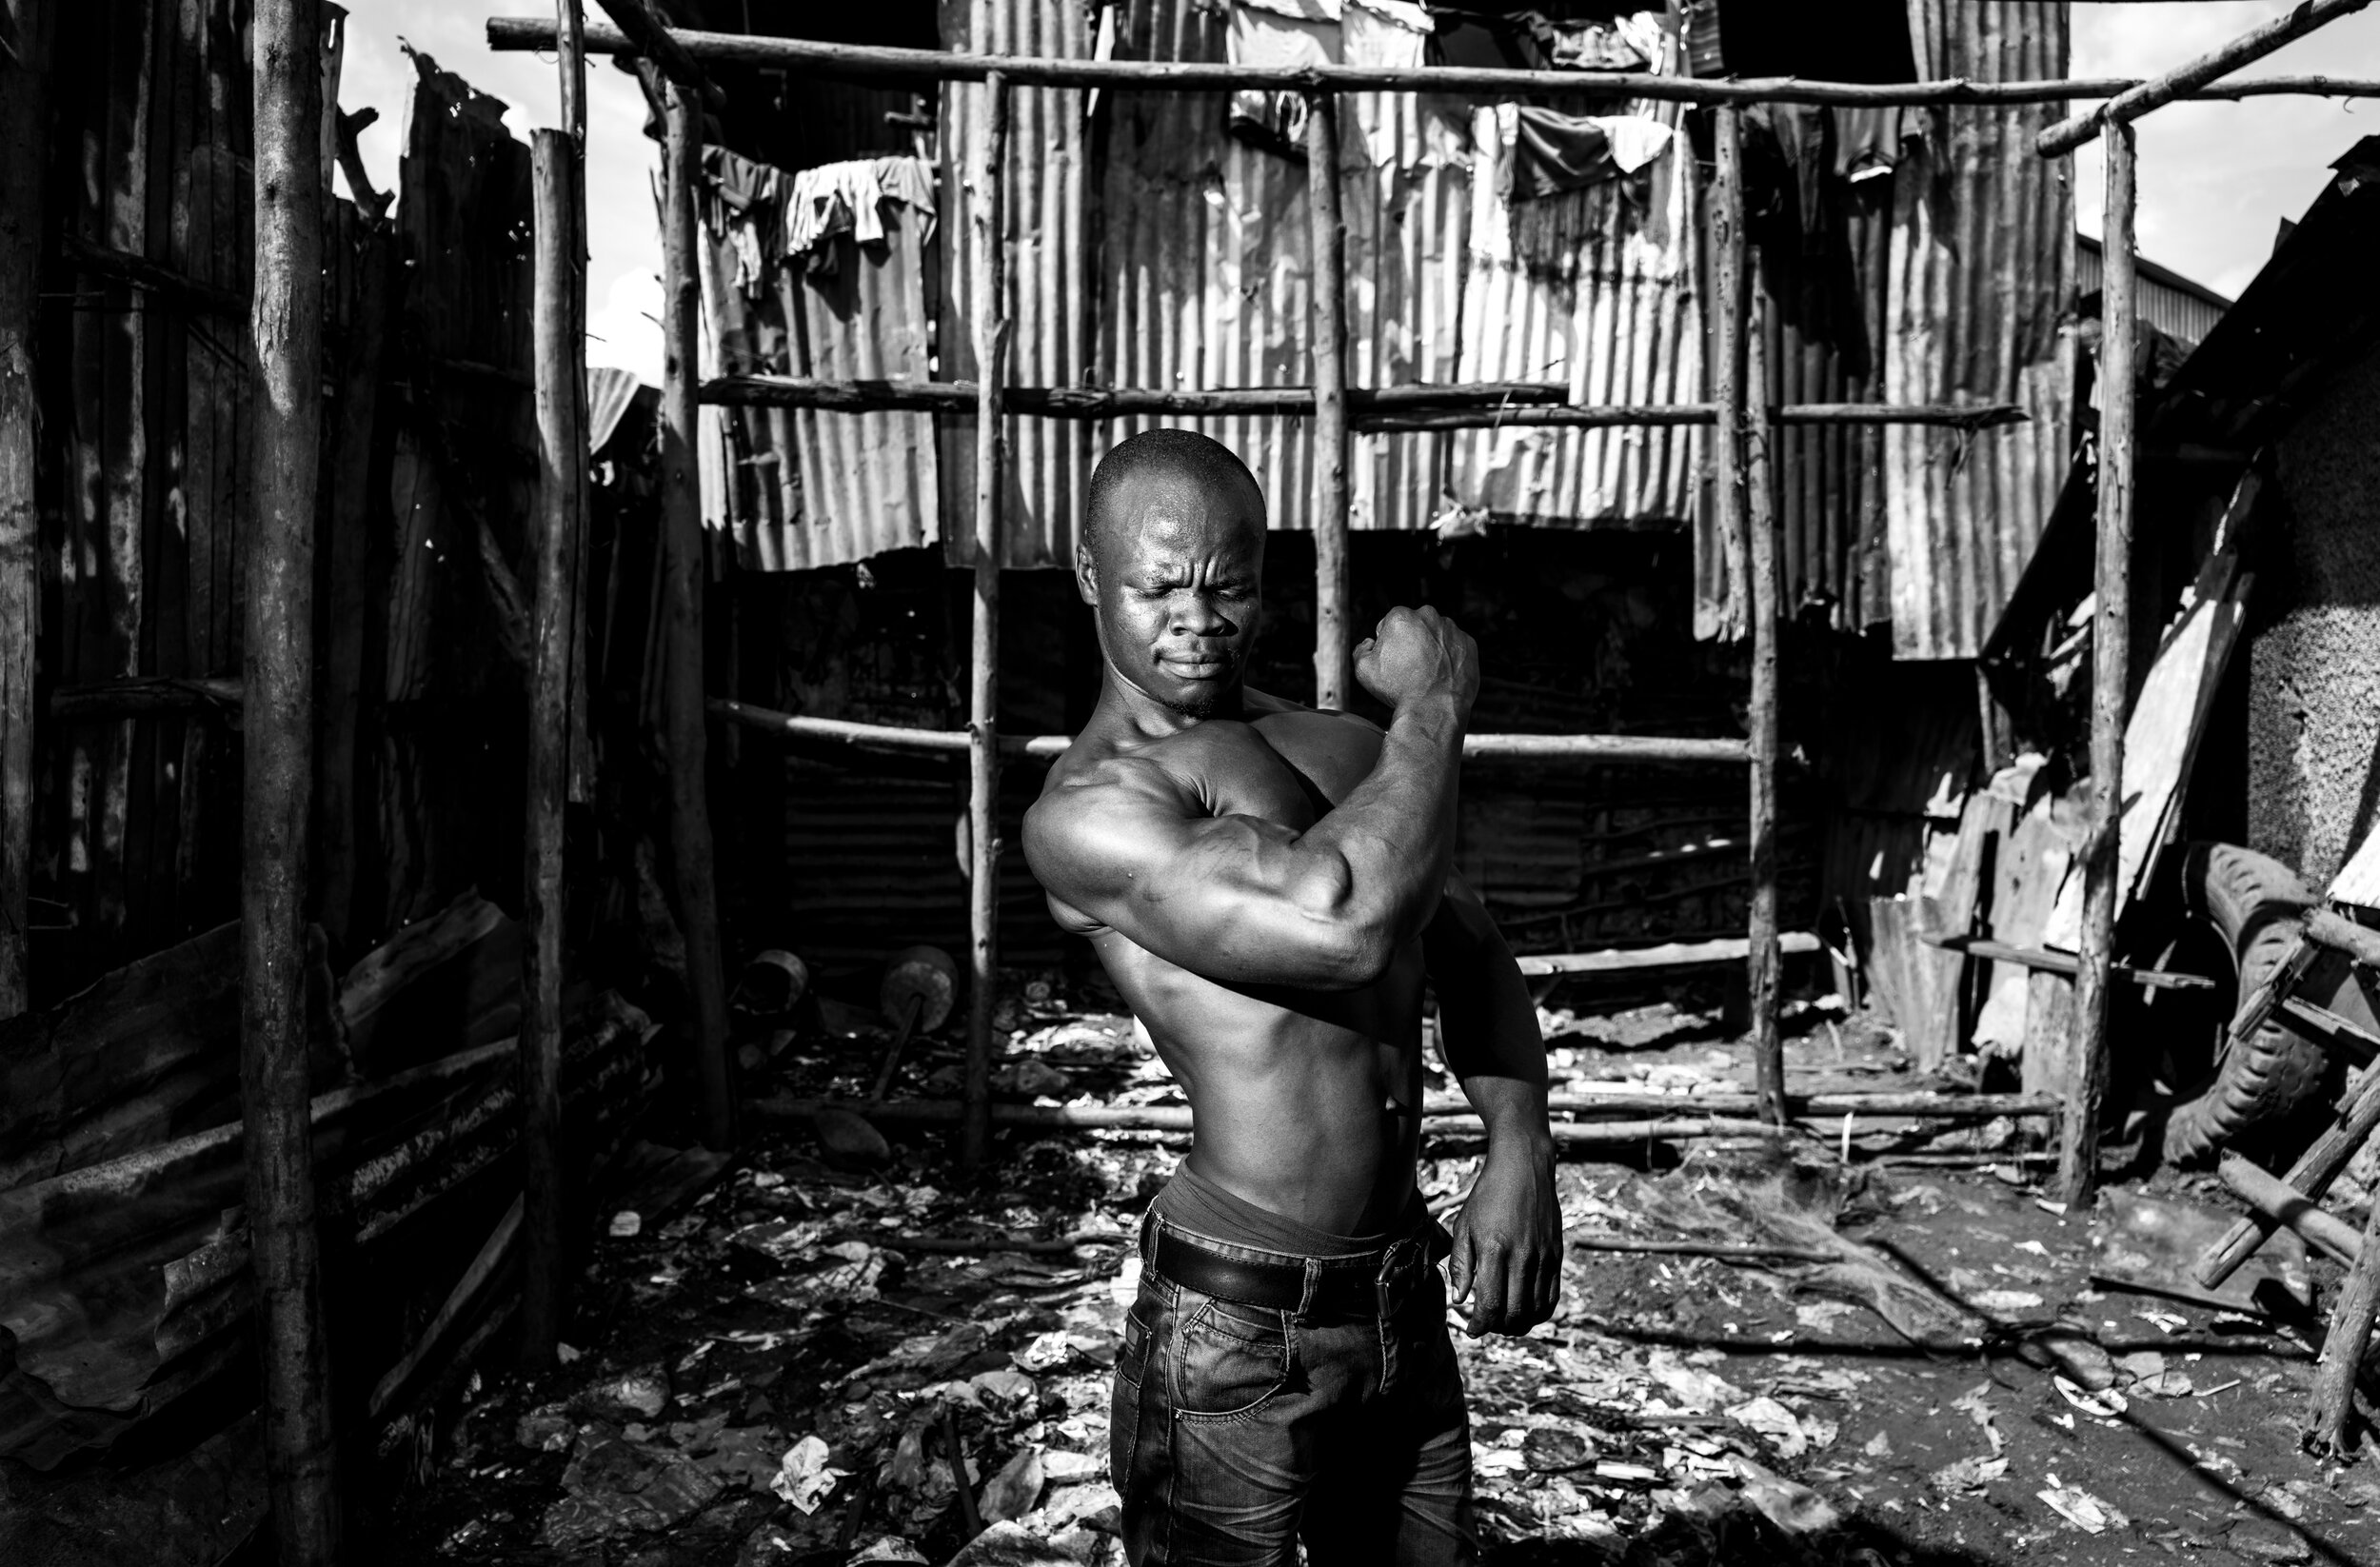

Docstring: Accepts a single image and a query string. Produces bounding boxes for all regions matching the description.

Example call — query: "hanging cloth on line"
[1223,0,1433,155]
[1505,106,1673,202]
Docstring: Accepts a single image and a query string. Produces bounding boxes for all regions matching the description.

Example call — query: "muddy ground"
[368,978,2380,1567]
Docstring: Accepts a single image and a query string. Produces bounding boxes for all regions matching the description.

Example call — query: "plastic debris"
[771,1434,848,1514]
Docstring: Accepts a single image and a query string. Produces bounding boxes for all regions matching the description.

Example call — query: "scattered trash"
[772,1434,848,1514]
[2036,1478,2128,1535]
[608,1209,642,1238]
[541,1427,724,1548]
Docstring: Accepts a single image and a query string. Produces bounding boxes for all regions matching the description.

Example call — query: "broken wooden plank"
[1924,934,2214,990]
[2216,1150,2362,1267]
[1515,933,1819,978]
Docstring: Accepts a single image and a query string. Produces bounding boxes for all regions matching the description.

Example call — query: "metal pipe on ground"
[245,0,340,1557]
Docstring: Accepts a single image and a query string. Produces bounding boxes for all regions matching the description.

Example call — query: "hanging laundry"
[1833,106,1906,186]
[1517,9,1668,73]
[700,147,786,299]
[1225,0,1431,154]
[1505,106,1672,202]
[784,156,940,277]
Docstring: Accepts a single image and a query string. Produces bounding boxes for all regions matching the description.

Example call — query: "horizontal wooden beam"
[756,1092,2051,1141]
[55,233,248,316]
[708,697,1752,764]
[2039,0,2377,155]
[700,375,2024,432]
[1922,933,2218,990]
[589,0,725,111]
[1516,932,1819,976]
[2217,1149,2364,1266]
[49,676,245,719]
[2307,907,2380,970]
[486,19,2380,107]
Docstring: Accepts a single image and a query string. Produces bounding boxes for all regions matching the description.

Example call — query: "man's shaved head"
[1085,428,1266,563]
[1077,429,1267,718]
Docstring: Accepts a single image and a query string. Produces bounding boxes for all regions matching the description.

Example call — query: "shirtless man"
[1023,429,1561,1566]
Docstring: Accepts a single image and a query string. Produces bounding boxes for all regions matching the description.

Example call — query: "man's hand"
[1354,605,1478,719]
[1446,1140,1561,1338]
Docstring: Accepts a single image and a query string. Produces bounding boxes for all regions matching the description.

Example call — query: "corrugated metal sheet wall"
[1451,99,1702,529]
[2076,237,2230,347]
[939,0,1094,568]
[697,183,942,568]
[762,1,2072,656]
[1882,0,2074,661]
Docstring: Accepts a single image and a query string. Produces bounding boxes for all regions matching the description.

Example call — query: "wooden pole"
[486,20,2380,109]
[1744,276,1784,1130]
[1305,92,1352,710]
[558,0,593,805]
[246,1,339,1558]
[557,0,587,142]
[2310,1197,2380,1458]
[2037,0,2377,155]
[656,73,736,1151]
[2059,120,2136,1207]
[1709,108,1749,643]
[962,70,1009,1170]
[521,130,584,1369]
[0,0,50,1023]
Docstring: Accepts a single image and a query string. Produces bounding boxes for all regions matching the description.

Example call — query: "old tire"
[2163,843,2324,1166]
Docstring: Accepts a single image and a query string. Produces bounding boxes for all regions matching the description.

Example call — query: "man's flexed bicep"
[1023,759,1393,989]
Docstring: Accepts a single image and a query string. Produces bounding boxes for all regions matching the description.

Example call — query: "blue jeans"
[1109,1213,1478,1566]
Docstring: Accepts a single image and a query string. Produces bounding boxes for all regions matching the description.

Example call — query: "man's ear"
[1074,544,1100,605]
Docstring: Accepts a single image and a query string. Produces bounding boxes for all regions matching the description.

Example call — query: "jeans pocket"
[1173,1297,1293,1423]
[1110,1303,1152,1491]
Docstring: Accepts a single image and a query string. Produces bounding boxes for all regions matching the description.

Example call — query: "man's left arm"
[1422,875,1561,1337]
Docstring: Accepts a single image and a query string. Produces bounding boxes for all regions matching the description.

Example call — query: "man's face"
[1080,470,1266,718]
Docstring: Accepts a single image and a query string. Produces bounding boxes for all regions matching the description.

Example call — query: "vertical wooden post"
[0,0,50,1022]
[246,1,339,1560]
[521,130,584,1369]
[2059,120,2136,1207]
[1708,108,1748,643]
[556,0,587,143]
[557,0,594,803]
[1711,107,1783,1124]
[658,75,736,1151]
[2309,1198,2380,1457]
[962,70,1009,1170]
[1744,291,1785,1129]
[1304,92,1351,711]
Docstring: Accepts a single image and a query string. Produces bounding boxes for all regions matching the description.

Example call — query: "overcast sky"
[338,5,2380,385]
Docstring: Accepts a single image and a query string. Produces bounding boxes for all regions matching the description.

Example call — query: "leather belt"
[1149,1226,1390,1319]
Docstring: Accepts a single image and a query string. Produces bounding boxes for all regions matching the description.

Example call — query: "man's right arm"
[1022,606,1477,991]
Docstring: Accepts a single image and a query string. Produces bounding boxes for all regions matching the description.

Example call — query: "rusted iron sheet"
[30,0,259,998]
[0,982,650,1471]
[1881,0,2074,661]
[939,0,1094,567]
[694,153,941,569]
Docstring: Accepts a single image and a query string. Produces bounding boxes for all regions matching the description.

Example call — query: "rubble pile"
[384,979,2380,1566]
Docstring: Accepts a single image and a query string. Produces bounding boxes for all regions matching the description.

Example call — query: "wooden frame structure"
[487,2,2380,1186]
